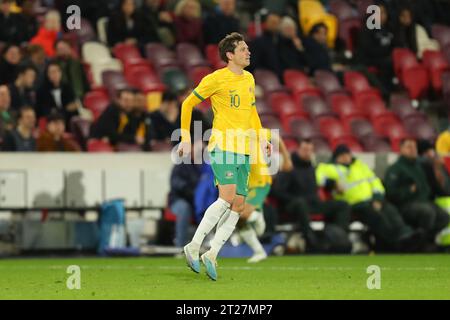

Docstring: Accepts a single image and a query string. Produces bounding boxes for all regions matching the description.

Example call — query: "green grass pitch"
[0,255,449,299]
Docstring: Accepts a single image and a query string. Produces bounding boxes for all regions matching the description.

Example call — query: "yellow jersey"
[248,128,273,188]
[181,67,263,155]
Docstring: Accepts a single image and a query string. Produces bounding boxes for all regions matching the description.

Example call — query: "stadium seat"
[96,17,109,44]
[443,72,450,109]
[260,115,282,130]
[404,120,437,141]
[431,24,450,48]
[301,96,334,119]
[146,43,178,70]
[353,90,384,112]
[289,118,322,139]
[254,69,285,96]
[101,70,128,96]
[82,41,112,65]
[329,94,366,121]
[311,137,332,154]
[392,48,419,79]
[113,43,143,64]
[87,139,114,152]
[422,50,450,93]
[401,65,430,99]
[255,98,274,116]
[314,70,346,96]
[70,116,92,150]
[188,65,213,86]
[384,123,409,151]
[362,136,391,152]
[116,143,143,152]
[329,0,356,21]
[161,68,188,93]
[350,119,375,139]
[72,18,96,44]
[330,136,363,152]
[92,59,123,86]
[205,44,227,70]
[83,90,110,121]
[283,69,321,102]
[315,116,352,141]
[177,42,209,70]
[281,114,308,133]
[344,71,373,95]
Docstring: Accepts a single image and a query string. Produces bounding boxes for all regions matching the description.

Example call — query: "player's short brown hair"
[218,32,245,63]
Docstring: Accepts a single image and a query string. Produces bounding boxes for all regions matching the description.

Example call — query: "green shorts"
[209,147,250,196]
[246,184,271,210]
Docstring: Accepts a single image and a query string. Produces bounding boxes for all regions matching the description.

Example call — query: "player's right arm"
[178,73,217,157]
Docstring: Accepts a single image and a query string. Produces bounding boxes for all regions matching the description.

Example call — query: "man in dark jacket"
[272,139,351,251]
[384,138,449,244]
[303,22,333,75]
[89,88,141,146]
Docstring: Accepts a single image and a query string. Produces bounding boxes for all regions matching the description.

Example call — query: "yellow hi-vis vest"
[315,159,385,205]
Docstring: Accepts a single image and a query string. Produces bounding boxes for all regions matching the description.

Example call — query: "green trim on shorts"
[209,147,250,196]
[246,184,271,210]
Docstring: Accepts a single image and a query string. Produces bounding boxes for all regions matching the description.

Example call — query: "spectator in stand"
[173,0,203,48]
[54,39,90,100]
[150,90,179,143]
[0,85,14,141]
[8,64,37,112]
[23,44,47,88]
[1,105,36,152]
[107,0,145,47]
[204,0,240,45]
[30,10,62,57]
[436,127,450,156]
[0,0,26,44]
[36,61,78,127]
[303,22,334,75]
[249,12,283,78]
[37,113,80,152]
[355,3,394,94]
[384,138,449,247]
[130,91,154,150]
[393,6,439,59]
[20,0,39,41]
[89,88,142,146]
[0,44,23,85]
[272,139,352,252]
[279,16,308,73]
[317,144,423,252]
[139,0,175,46]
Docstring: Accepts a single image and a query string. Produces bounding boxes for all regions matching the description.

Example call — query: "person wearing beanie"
[317,144,424,252]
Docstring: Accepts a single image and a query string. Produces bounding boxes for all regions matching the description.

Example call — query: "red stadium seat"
[284,70,322,104]
[330,136,363,152]
[311,137,332,154]
[87,139,114,152]
[113,43,142,64]
[344,71,372,94]
[431,24,450,48]
[125,67,165,93]
[281,114,309,133]
[401,65,429,99]
[329,94,366,121]
[314,70,346,96]
[353,90,384,113]
[289,118,322,139]
[254,69,285,95]
[350,119,375,139]
[422,50,450,93]
[176,42,209,70]
[268,92,305,117]
[301,96,334,119]
[392,48,419,79]
[205,44,227,70]
[329,0,356,21]
[188,65,213,86]
[255,98,275,116]
[362,136,391,152]
[83,91,110,121]
[316,116,351,141]
[260,115,282,130]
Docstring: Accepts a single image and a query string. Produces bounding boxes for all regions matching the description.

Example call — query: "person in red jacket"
[30,10,62,57]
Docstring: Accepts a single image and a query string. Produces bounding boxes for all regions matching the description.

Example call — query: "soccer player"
[238,133,293,263]
[178,32,270,281]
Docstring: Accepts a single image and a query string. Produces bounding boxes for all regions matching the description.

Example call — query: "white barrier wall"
[0,153,174,209]
[0,152,399,210]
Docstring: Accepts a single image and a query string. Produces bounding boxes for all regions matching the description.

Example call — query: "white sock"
[248,210,259,223]
[191,198,230,253]
[216,208,231,229]
[209,210,240,258]
[239,225,265,255]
